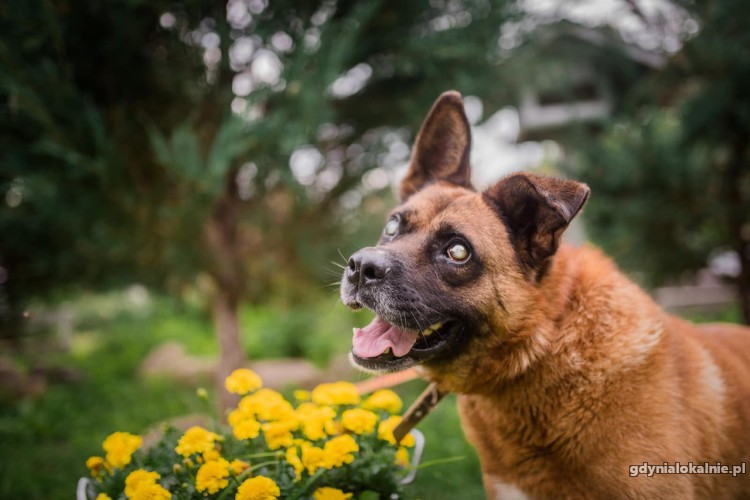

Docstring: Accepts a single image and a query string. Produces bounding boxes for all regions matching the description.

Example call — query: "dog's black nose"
[347,248,389,288]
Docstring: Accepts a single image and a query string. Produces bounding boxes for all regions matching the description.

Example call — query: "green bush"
[240,301,374,366]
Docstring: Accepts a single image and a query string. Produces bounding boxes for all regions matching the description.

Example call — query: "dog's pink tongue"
[352,316,418,358]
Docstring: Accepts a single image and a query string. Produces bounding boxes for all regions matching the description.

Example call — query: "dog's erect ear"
[484,172,590,276]
[399,91,472,201]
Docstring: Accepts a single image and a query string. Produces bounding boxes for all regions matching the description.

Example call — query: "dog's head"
[340,91,589,388]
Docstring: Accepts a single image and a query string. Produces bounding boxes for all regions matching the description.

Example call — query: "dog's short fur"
[341,91,750,498]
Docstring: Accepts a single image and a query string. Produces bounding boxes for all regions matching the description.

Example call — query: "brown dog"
[340,91,750,499]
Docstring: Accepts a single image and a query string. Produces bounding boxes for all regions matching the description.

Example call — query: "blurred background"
[1,0,748,497]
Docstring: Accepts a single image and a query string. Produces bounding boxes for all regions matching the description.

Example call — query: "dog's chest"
[456,392,587,496]
[488,478,530,500]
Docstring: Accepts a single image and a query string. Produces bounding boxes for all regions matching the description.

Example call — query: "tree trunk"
[211,288,245,413]
[738,241,750,325]
[204,191,248,415]
[728,134,750,325]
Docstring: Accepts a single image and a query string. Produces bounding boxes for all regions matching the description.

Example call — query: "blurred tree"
[0,0,517,409]
[574,0,750,323]
[574,111,714,282]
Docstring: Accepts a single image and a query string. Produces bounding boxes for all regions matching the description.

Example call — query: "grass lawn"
[400,384,484,499]
[0,292,740,499]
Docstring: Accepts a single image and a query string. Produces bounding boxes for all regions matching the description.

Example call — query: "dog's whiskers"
[323,265,345,277]
[408,310,425,332]
[336,248,350,266]
[329,260,347,271]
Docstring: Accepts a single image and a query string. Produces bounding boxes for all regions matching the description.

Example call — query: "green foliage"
[572,0,750,306]
[673,0,750,147]
[575,111,718,285]
[0,0,518,337]
[685,305,743,325]
[240,302,373,366]
[0,342,206,499]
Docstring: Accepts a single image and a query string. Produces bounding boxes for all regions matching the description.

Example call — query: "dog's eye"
[447,243,470,262]
[384,218,399,236]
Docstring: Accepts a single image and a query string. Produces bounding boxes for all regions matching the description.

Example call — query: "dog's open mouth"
[350,315,460,371]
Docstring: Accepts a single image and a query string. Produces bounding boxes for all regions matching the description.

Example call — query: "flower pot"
[76,477,94,500]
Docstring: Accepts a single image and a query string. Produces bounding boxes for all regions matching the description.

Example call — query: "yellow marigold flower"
[238,388,284,409]
[202,448,222,462]
[86,456,112,478]
[395,447,410,467]
[129,482,171,500]
[262,420,297,450]
[228,407,251,427]
[238,389,296,422]
[341,408,378,435]
[260,399,296,422]
[124,469,160,497]
[378,416,415,447]
[225,368,263,395]
[175,426,221,457]
[96,494,112,500]
[230,459,250,475]
[195,458,231,494]
[325,419,341,435]
[311,381,360,407]
[301,445,328,474]
[103,432,142,468]
[301,419,328,441]
[362,389,403,414]
[86,455,103,471]
[293,389,310,401]
[285,446,304,480]
[236,475,280,500]
[296,404,336,441]
[313,487,353,500]
[323,434,358,468]
[294,402,318,416]
[233,417,262,440]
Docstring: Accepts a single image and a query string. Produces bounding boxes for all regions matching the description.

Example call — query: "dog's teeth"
[422,322,443,336]
[383,347,392,354]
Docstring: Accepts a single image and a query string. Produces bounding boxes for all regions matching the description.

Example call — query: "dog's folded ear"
[484,172,590,277]
[400,91,472,201]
